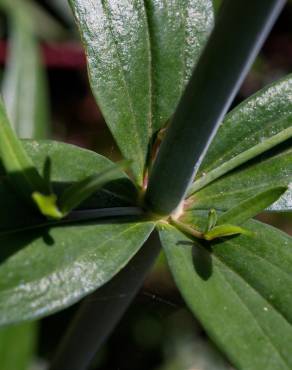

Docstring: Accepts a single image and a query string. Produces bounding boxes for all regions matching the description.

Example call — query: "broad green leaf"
[218,187,287,225]
[70,0,213,185]
[198,75,292,177]
[0,140,137,232]
[2,4,50,139]
[159,218,292,370]
[0,221,154,326]
[187,149,292,211]
[0,321,37,370]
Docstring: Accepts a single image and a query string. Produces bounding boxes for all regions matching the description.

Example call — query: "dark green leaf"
[0,140,137,232]
[198,75,292,177]
[0,221,154,326]
[187,149,292,211]
[159,218,292,370]
[70,0,213,185]
[0,321,37,370]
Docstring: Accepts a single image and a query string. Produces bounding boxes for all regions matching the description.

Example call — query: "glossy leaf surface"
[160,217,292,370]
[0,140,137,232]
[0,220,154,326]
[70,0,213,184]
[2,2,49,139]
[188,149,292,211]
[198,75,292,176]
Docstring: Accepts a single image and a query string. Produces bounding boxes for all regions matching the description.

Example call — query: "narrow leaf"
[59,161,130,216]
[187,149,292,212]
[160,219,292,370]
[70,0,213,185]
[188,125,292,195]
[204,224,253,240]
[2,0,50,139]
[199,74,292,177]
[218,186,287,225]
[207,208,217,231]
[0,99,47,202]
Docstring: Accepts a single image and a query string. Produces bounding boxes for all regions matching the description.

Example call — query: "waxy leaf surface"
[160,216,292,370]
[70,0,213,184]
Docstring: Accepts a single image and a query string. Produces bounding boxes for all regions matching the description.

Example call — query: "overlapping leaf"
[159,215,292,370]
[187,149,292,211]
[70,0,214,185]
[0,140,137,232]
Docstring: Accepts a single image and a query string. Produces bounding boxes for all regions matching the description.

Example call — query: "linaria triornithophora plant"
[0,0,291,369]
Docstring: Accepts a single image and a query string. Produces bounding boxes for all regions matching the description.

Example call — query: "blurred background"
[0,0,291,369]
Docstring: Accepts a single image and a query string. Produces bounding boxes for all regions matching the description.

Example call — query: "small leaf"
[218,186,287,225]
[207,208,217,231]
[59,161,130,216]
[204,224,253,240]
[32,192,63,220]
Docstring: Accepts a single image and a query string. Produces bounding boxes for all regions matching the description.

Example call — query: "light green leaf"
[0,321,37,370]
[159,218,292,370]
[218,186,287,225]
[187,149,292,211]
[204,224,252,240]
[0,221,154,326]
[198,74,292,178]
[0,100,47,202]
[0,140,137,232]
[70,0,213,185]
[2,0,50,139]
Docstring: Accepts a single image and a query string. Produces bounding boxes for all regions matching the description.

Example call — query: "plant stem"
[49,231,161,370]
[145,0,286,216]
[187,126,292,196]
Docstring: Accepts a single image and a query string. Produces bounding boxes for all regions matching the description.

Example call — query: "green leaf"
[159,219,292,370]
[218,186,287,225]
[0,140,137,232]
[187,149,292,211]
[0,100,47,203]
[0,221,154,326]
[2,0,50,139]
[0,321,37,370]
[198,75,292,178]
[59,161,130,216]
[204,224,253,240]
[70,0,213,185]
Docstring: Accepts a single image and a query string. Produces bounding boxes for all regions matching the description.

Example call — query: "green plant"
[0,0,291,369]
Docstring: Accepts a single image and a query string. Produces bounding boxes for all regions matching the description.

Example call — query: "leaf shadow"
[177,240,213,281]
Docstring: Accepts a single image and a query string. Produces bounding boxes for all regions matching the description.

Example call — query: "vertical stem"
[50,231,160,370]
[145,0,286,216]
